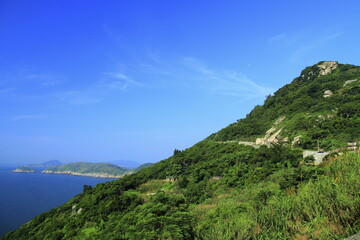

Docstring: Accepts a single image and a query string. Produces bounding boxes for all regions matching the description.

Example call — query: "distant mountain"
[42,162,154,178]
[42,162,129,178]
[111,159,142,169]
[28,160,62,167]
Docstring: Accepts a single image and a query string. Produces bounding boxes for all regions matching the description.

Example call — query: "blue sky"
[1,0,360,165]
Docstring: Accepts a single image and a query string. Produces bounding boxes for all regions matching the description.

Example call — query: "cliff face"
[317,61,338,76]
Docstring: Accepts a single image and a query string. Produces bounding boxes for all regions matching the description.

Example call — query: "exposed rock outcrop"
[42,170,122,178]
[71,205,83,216]
[12,167,36,173]
[343,79,358,87]
[345,232,360,240]
[256,127,284,146]
[291,135,302,147]
[323,90,333,97]
[317,61,338,76]
[238,141,260,148]
[273,116,286,125]
[255,116,286,146]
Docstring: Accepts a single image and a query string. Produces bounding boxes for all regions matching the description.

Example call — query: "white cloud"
[182,57,217,77]
[112,131,155,136]
[51,72,141,106]
[181,57,274,98]
[0,65,143,107]
[0,87,15,94]
[8,114,47,121]
[26,73,62,86]
[103,72,142,91]
[268,33,286,42]
[267,29,342,63]
[139,54,273,100]
[0,69,63,92]
[55,90,101,105]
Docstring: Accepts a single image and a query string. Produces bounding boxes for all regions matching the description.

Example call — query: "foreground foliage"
[192,152,360,239]
[4,146,359,240]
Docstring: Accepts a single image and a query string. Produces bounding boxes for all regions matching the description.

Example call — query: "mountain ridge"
[208,61,360,151]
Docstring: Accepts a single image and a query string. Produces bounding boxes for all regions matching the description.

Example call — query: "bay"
[0,167,116,237]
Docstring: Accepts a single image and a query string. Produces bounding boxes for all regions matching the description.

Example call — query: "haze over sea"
[0,167,115,237]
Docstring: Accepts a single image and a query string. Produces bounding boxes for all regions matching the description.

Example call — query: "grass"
[191,152,360,239]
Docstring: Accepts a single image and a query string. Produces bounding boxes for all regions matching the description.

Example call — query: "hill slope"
[3,61,360,240]
[209,61,360,150]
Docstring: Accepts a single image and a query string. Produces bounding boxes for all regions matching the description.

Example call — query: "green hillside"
[209,61,360,150]
[3,62,360,240]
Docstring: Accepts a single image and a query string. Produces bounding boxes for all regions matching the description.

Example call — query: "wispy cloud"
[112,131,155,136]
[268,33,286,43]
[0,68,63,91]
[182,57,274,98]
[139,53,273,100]
[51,72,141,106]
[267,29,342,63]
[0,88,15,94]
[2,133,58,143]
[102,72,142,91]
[26,73,63,87]
[54,90,101,105]
[8,114,48,121]
[0,66,142,107]
[290,31,342,63]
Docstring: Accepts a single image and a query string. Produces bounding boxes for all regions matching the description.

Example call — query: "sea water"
[0,167,116,237]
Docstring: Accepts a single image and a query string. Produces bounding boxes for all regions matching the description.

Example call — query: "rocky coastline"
[42,170,123,179]
[12,167,36,173]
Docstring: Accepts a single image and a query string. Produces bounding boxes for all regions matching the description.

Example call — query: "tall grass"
[192,152,360,239]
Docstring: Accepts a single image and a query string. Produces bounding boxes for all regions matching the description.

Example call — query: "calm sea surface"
[0,167,116,237]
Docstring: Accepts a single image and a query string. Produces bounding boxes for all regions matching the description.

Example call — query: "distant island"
[42,162,153,178]
[12,167,36,173]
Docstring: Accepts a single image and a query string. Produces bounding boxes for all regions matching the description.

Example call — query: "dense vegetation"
[3,62,360,240]
[209,62,360,150]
